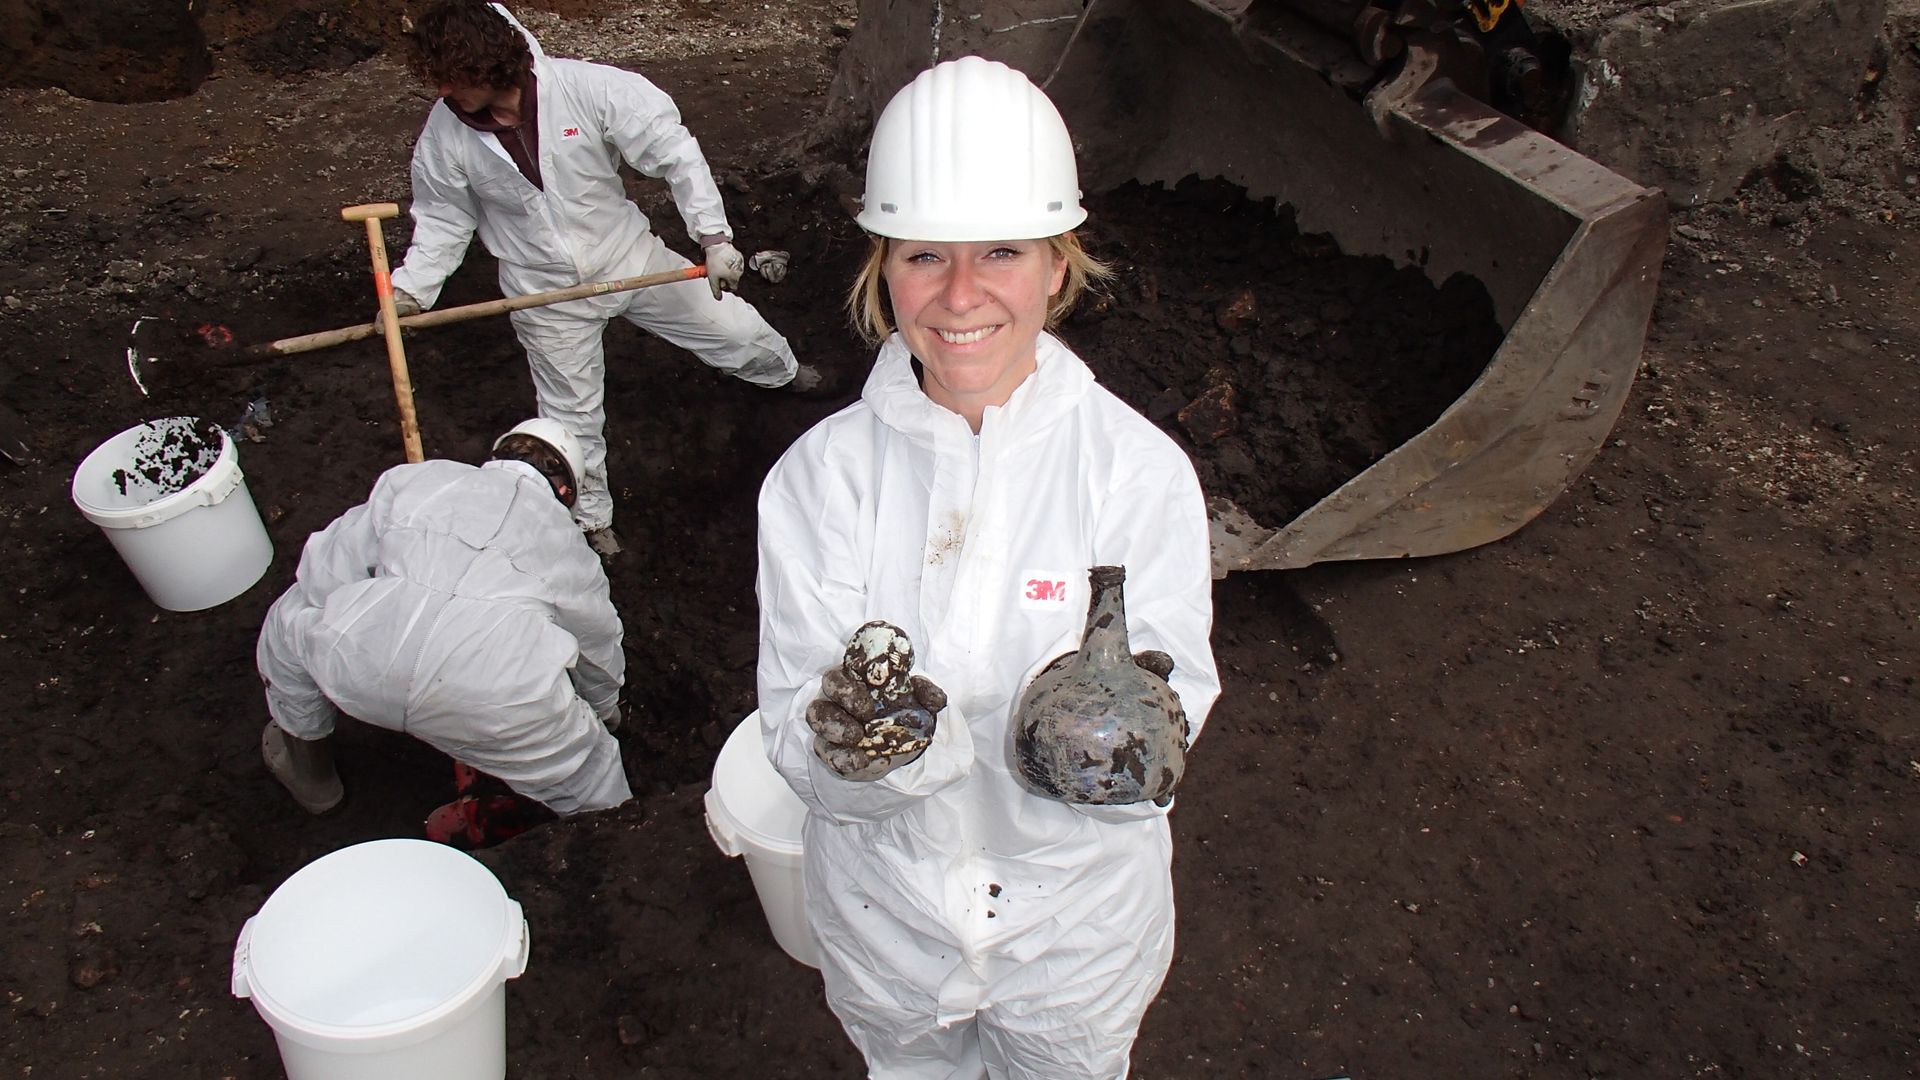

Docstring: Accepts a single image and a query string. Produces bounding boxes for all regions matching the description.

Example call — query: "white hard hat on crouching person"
[856,56,1087,242]
[494,418,585,498]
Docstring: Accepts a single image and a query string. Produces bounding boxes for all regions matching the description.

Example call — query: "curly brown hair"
[407,0,531,91]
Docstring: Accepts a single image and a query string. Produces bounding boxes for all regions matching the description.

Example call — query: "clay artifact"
[810,621,944,780]
[1014,566,1189,805]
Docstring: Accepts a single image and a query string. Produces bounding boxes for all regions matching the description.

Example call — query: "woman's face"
[883,239,1067,421]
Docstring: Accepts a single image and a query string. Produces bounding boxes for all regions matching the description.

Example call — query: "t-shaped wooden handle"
[345,202,423,463]
[341,203,400,223]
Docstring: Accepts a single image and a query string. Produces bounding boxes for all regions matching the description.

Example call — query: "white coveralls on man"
[756,333,1220,1080]
[257,458,631,815]
[390,5,798,533]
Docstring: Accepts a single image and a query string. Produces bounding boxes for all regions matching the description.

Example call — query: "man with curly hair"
[388,0,819,557]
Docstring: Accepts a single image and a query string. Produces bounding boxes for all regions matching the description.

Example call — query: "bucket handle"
[501,901,530,981]
[704,787,745,858]
[231,916,256,999]
[102,454,245,529]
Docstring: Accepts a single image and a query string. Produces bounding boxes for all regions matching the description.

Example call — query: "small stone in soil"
[1179,383,1238,445]
[1216,289,1259,331]
[616,1014,648,1046]
[69,945,117,989]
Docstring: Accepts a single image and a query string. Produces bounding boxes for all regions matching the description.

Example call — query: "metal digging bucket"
[829,0,1669,575]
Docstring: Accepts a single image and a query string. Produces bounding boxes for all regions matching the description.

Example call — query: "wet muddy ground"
[2,2,1919,1079]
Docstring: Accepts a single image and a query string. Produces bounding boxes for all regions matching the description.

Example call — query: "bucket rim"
[707,713,805,859]
[72,418,244,529]
[233,840,528,1052]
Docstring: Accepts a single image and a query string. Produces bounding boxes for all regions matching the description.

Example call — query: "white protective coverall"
[257,458,631,815]
[756,333,1220,1080]
[390,4,798,532]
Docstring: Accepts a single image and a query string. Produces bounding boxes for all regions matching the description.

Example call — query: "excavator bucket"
[830,0,1668,574]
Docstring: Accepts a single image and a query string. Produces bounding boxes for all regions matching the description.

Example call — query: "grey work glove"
[807,622,947,782]
[1037,649,1175,682]
[808,667,947,781]
[704,241,746,301]
[747,249,790,284]
[1133,650,1174,680]
[373,288,422,334]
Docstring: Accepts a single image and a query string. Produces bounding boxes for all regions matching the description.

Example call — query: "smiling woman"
[755,55,1221,1080]
[847,231,1108,430]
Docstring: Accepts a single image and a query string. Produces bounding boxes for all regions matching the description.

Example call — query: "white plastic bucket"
[231,839,530,1080]
[70,417,273,611]
[706,712,821,968]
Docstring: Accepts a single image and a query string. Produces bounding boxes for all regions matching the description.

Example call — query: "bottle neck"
[1082,566,1131,667]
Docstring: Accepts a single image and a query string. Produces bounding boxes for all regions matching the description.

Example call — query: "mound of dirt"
[1064,177,1505,529]
[0,0,209,103]
[0,0,694,102]
[240,6,388,79]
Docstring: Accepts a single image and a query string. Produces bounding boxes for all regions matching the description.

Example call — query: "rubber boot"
[261,721,344,815]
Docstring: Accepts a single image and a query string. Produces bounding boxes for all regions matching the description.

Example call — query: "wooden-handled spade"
[342,202,424,464]
[244,263,709,359]
[124,221,765,399]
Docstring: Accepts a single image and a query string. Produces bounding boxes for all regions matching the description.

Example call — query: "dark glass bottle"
[1013,566,1189,805]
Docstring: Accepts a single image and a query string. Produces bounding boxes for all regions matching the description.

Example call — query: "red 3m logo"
[562,127,581,138]
[1019,569,1072,610]
[1025,578,1066,601]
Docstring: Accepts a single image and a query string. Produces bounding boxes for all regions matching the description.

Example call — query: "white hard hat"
[494,418,584,494]
[857,56,1087,242]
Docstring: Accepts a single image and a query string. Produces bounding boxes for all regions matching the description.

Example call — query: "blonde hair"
[846,232,1113,345]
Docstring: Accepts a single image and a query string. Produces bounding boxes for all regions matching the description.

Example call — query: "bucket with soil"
[71,416,274,611]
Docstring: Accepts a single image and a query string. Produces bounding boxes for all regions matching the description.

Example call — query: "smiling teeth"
[936,326,995,345]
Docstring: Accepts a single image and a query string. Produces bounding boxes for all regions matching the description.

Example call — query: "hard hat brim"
[855,205,1089,243]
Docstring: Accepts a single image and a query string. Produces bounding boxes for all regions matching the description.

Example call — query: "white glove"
[373,288,422,334]
[705,241,746,301]
[747,250,790,284]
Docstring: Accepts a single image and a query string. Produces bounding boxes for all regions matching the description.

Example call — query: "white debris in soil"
[512,1,854,66]
[1640,351,1914,525]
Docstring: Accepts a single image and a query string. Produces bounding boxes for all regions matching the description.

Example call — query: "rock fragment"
[1179,381,1238,445]
[1215,289,1258,331]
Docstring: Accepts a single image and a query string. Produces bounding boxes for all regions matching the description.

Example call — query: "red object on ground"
[424,763,535,850]
[452,760,482,795]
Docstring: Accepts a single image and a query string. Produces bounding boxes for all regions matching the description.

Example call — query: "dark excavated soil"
[1064,177,1504,529]
[2,5,1920,1080]
[0,0,639,104]
[108,415,224,498]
